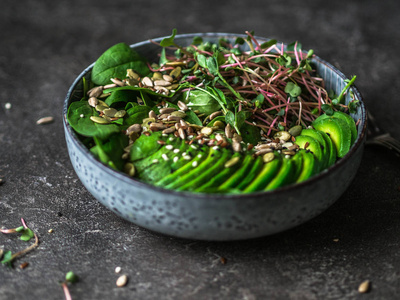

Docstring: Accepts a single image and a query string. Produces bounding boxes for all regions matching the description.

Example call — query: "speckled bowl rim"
[63,32,367,201]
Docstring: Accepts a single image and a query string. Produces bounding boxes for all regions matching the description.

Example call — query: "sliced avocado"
[243,154,282,193]
[154,147,209,187]
[218,155,255,191]
[319,130,337,167]
[314,111,357,145]
[165,147,223,190]
[196,153,243,192]
[300,129,329,170]
[294,135,324,172]
[312,117,351,158]
[236,156,264,190]
[265,157,295,191]
[291,151,304,182]
[296,149,319,183]
[177,149,231,191]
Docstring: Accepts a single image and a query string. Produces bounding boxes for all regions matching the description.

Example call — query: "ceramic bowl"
[63,33,367,241]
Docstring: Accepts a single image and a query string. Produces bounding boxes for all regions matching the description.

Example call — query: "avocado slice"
[300,129,329,170]
[314,111,357,145]
[312,117,351,158]
[196,153,243,192]
[243,154,282,193]
[296,149,318,183]
[319,130,337,167]
[291,151,304,182]
[294,135,324,172]
[236,156,264,190]
[165,147,223,190]
[218,154,255,191]
[177,149,231,191]
[264,157,296,191]
[154,147,209,187]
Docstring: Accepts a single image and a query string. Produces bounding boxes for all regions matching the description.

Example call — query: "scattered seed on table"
[48,229,54,233]
[5,103,11,110]
[115,266,122,274]
[19,262,29,269]
[220,257,227,264]
[36,116,54,125]
[116,275,128,287]
[358,280,371,293]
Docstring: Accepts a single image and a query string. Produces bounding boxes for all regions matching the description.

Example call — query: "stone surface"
[0,0,399,299]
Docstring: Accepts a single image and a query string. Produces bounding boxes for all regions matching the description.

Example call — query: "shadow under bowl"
[63,33,367,241]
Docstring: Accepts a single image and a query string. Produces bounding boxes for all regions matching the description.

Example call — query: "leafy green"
[183,89,221,115]
[91,43,150,86]
[124,105,152,126]
[130,132,163,161]
[240,122,262,145]
[285,82,302,98]
[67,101,120,139]
[160,29,177,47]
[105,90,137,107]
[20,228,34,242]
[260,39,277,49]
[1,250,13,268]
[91,134,128,170]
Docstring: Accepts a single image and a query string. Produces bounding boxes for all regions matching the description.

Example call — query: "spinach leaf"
[130,132,163,161]
[67,101,120,139]
[183,89,221,115]
[91,134,128,170]
[91,43,150,86]
[241,122,261,145]
[124,105,152,126]
[105,90,137,107]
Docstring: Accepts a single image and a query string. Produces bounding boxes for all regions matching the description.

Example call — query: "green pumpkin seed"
[170,111,187,118]
[288,125,303,137]
[263,152,275,163]
[124,163,135,177]
[95,104,109,112]
[103,108,118,117]
[114,110,126,118]
[127,69,140,80]
[90,116,110,124]
[152,72,163,80]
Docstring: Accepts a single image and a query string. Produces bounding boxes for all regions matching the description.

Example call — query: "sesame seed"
[183,155,191,160]
[80,114,84,118]
[173,156,179,163]
[162,133,168,137]
[166,145,173,150]
[173,149,180,153]
[285,155,291,159]
[152,159,159,163]
[192,161,198,167]
[169,137,175,141]
[190,145,198,150]
[162,154,169,161]
[197,154,202,158]
[261,137,266,140]
[115,266,122,274]
[188,135,194,139]
[213,146,219,150]
[5,103,11,109]
[182,152,187,156]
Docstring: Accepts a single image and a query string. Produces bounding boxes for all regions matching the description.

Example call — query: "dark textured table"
[1,1,400,299]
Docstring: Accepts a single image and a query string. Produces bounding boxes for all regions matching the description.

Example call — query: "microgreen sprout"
[61,271,79,300]
[0,218,39,268]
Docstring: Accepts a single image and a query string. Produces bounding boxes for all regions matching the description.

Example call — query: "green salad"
[67,30,359,193]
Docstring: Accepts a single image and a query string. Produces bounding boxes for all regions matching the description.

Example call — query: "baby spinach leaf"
[225,110,235,128]
[160,29,177,47]
[124,105,152,126]
[241,122,261,145]
[67,101,120,139]
[260,39,277,49]
[196,54,207,69]
[105,90,138,107]
[130,132,163,161]
[91,43,150,86]
[183,89,221,115]
[159,47,168,66]
[91,134,128,170]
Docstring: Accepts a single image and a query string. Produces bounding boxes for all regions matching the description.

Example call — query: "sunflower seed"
[180,119,188,129]
[263,152,275,163]
[149,110,157,119]
[88,97,99,107]
[142,77,153,87]
[104,83,117,89]
[163,74,174,82]
[178,128,186,139]
[282,142,293,149]
[162,127,176,134]
[116,275,128,287]
[224,156,240,168]
[153,80,171,87]
[159,107,176,114]
[225,124,233,138]
[209,111,222,120]
[126,124,142,134]
[282,150,296,155]
[201,127,213,136]
[36,116,54,125]
[255,148,273,156]
[232,140,241,152]
[90,116,110,124]
[149,123,166,131]
[88,86,103,98]
[177,100,188,111]
[124,163,135,176]
[232,133,243,143]
[167,115,181,122]
[358,280,371,293]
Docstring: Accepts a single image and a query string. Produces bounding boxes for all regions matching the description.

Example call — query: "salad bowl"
[63,33,367,241]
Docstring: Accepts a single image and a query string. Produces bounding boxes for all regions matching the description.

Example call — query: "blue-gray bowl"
[63,33,367,241]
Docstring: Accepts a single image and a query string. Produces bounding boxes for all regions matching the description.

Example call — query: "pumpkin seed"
[90,116,110,124]
[124,163,135,177]
[142,77,153,87]
[166,83,179,90]
[165,61,185,66]
[152,72,163,80]
[126,78,139,86]
[102,115,112,122]
[177,100,188,111]
[127,69,140,80]
[170,66,182,78]
[263,152,275,163]
[224,156,240,168]
[213,120,225,129]
[114,110,126,118]
[88,97,99,107]
[95,104,108,112]
[103,108,118,117]
[171,111,187,118]
[274,131,291,142]
[201,127,213,136]
[163,74,173,82]
[288,125,303,137]
[153,80,171,87]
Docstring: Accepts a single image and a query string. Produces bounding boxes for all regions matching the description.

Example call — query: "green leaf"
[196,54,207,69]
[105,90,137,107]
[20,228,34,242]
[67,101,120,140]
[225,110,235,128]
[124,105,152,126]
[192,36,203,45]
[277,108,285,116]
[240,123,261,145]
[284,82,302,98]
[206,56,219,76]
[159,47,168,66]
[235,110,247,130]
[91,43,150,86]
[260,39,277,49]
[160,29,177,47]
[348,100,360,114]
[91,134,128,171]
[1,250,13,268]
[15,226,25,232]
[130,132,163,161]
[235,37,245,45]
[183,89,221,115]
[66,271,79,283]
[287,41,302,52]
[276,53,292,68]
[322,104,334,115]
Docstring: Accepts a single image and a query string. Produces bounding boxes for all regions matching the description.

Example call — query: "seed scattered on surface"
[209,111,222,120]
[80,114,84,118]
[126,124,142,134]
[88,97,99,107]
[162,127,176,134]
[170,66,182,78]
[224,156,240,168]
[149,110,157,119]
[88,86,103,98]
[171,111,187,118]
[114,110,126,118]
[104,83,117,89]
[36,116,54,125]
[152,159,159,164]
[110,78,125,86]
[153,79,171,87]
[358,280,371,293]
[5,102,11,109]
[232,140,241,152]
[333,238,339,242]
[149,122,166,131]
[103,108,118,117]
[173,156,179,163]
[116,275,128,287]
[263,152,275,163]
[163,74,174,82]
[213,120,225,129]
[225,124,233,138]
[48,229,54,233]
[178,128,186,140]
[90,116,110,124]
[115,266,122,274]
[19,262,29,269]
[173,149,180,153]
[157,140,166,145]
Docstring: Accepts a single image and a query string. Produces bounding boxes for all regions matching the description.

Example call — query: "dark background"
[1,1,400,299]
